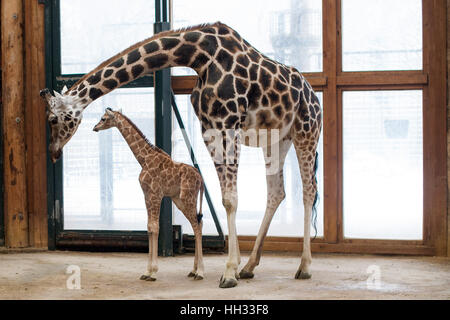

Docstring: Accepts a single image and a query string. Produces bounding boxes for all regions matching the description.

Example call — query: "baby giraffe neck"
[115,113,168,167]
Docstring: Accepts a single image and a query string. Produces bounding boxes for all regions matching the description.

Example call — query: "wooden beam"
[337,71,428,87]
[237,238,435,256]
[171,75,328,95]
[0,0,4,247]
[24,0,47,248]
[1,0,29,248]
[447,0,450,258]
[322,0,339,243]
[422,0,448,256]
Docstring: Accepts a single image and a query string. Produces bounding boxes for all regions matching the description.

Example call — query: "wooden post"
[447,0,450,258]
[24,0,47,248]
[422,0,448,256]
[1,0,29,247]
[0,0,3,247]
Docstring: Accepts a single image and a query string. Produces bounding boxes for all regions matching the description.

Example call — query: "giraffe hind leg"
[292,134,319,280]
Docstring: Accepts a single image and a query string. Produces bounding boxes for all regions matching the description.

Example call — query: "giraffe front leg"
[240,138,292,279]
[201,118,241,288]
[140,226,159,281]
[139,190,162,281]
[219,171,239,288]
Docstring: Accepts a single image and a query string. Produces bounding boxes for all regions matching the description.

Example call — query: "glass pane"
[172,0,322,75]
[172,94,323,237]
[60,0,154,74]
[343,91,423,240]
[63,88,155,230]
[342,0,422,71]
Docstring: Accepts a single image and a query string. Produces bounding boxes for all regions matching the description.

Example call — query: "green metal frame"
[44,0,224,253]
[170,92,224,239]
[154,1,173,256]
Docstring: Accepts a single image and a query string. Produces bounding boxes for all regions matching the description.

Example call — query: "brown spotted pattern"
[45,22,322,288]
[93,109,205,281]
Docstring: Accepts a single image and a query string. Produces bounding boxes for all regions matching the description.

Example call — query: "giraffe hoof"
[140,274,157,281]
[194,274,204,281]
[187,272,196,278]
[239,269,254,279]
[219,276,238,288]
[295,269,312,280]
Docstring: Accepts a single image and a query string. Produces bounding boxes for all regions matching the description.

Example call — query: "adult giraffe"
[40,22,322,288]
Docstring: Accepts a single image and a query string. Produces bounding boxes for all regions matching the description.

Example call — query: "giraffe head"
[39,86,84,163]
[92,108,121,132]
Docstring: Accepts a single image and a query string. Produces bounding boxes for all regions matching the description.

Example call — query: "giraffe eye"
[101,118,106,122]
[49,116,58,125]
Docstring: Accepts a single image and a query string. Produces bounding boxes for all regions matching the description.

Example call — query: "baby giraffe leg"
[185,212,204,280]
[140,191,162,281]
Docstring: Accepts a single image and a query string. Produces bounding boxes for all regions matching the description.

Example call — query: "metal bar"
[44,0,56,250]
[170,92,224,239]
[155,0,161,23]
[162,0,168,23]
[154,10,173,256]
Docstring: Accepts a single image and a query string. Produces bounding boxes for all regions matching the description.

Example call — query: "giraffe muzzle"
[40,88,51,98]
[50,148,62,163]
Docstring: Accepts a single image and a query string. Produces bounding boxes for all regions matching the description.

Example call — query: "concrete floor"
[0,251,449,300]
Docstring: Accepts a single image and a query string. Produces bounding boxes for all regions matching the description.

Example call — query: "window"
[342,0,422,71]
[47,0,447,255]
[59,0,155,231]
[172,0,322,74]
[64,88,154,231]
[172,94,324,237]
[60,0,155,74]
[343,90,423,240]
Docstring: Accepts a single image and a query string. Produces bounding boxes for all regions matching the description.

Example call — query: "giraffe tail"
[312,151,319,240]
[197,180,204,223]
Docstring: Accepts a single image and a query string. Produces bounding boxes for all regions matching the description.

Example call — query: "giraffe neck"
[67,22,226,108]
[115,113,169,167]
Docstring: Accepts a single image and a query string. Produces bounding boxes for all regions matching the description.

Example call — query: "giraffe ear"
[61,85,68,95]
[105,108,115,117]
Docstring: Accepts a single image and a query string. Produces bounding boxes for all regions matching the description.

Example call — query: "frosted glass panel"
[172,0,322,75]
[343,91,423,240]
[342,0,422,71]
[64,88,155,230]
[172,94,323,237]
[60,0,154,74]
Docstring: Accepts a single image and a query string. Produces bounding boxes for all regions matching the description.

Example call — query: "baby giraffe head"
[93,108,121,132]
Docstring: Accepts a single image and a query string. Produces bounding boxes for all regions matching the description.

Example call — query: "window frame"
[170,0,446,255]
[45,0,447,255]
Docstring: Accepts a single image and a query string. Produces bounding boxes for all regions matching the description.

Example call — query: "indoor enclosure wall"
[0,0,448,256]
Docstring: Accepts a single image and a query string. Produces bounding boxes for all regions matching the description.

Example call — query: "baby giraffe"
[93,108,205,281]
